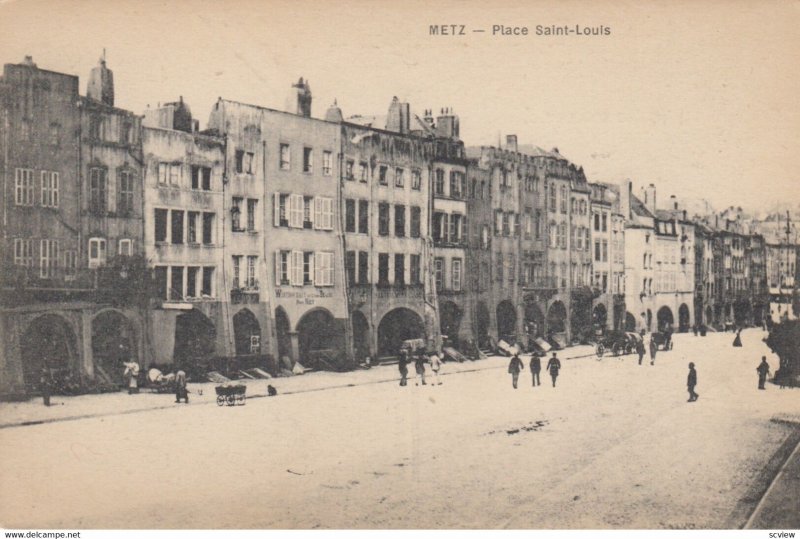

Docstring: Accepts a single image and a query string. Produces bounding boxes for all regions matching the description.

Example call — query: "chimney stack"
[643,183,657,214]
[87,54,115,106]
[506,135,518,152]
[435,107,460,140]
[620,179,633,220]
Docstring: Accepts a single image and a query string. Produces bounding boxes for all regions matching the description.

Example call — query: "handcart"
[215,383,247,406]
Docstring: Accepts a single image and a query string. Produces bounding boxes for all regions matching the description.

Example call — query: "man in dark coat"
[508,353,524,389]
[530,354,542,387]
[649,337,657,365]
[414,350,427,386]
[398,350,409,387]
[636,339,646,365]
[687,362,699,402]
[175,368,188,403]
[546,353,561,387]
[756,356,770,390]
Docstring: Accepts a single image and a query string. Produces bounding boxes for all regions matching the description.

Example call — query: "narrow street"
[1,328,798,529]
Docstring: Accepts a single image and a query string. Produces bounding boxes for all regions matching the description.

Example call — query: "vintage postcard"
[0,0,798,536]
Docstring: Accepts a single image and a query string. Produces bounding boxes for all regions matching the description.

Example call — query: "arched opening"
[547,301,567,335]
[593,303,608,328]
[705,306,713,326]
[625,311,637,332]
[476,301,491,348]
[351,311,370,361]
[733,299,752,327]
[678,303,691,332]
[233,309,261,355]
[377,308,425,357]
[21,314,77,392]
[496,300,517,342]
[275,307,291,362]
[296,308,340,368]
[524,300,544,339]
[92,310,137,385]
[657,306,674,332]
[439,301,463,345]
[174,309,216,368]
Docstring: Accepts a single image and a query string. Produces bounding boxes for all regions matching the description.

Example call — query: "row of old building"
[1,56,797,397]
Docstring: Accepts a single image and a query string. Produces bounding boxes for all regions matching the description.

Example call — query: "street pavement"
[0,328,797,529]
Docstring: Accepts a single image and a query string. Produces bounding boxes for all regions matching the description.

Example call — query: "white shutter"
[289,194,303,228]
[325,198,334,230]
[314,251,323,285]
[291,250,303,286]
[314,197,323,230]
[325,252,334,286]
[273,193,281,227]
[274,252,281,286]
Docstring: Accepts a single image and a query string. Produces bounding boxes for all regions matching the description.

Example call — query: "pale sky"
[1,0,798,213]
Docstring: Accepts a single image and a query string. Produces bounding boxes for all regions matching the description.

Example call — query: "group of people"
[508,352,561,389]
[397,349,443,387]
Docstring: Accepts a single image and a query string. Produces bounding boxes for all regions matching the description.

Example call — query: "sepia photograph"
[0,0,798,536]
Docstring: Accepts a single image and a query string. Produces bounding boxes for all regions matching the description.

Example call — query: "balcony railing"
[522,276,559,290]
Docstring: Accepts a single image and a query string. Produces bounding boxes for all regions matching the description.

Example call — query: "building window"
[232,256,242,288]
[155,209,168,242]
[502,213,510,237]
[232,197,243,231]
[345,251,356,285]
[38,239,59,278]
[378,253,390,285]
[203,213,214,244]
[345,199,356,233]
[602,213,608,232]
[247,199,257,231]
[191,166,212,190]
[303,196,313,229]
[496,256,504,282]
[170,164,180,185]
[412,169,421,190]
[394,254,405,285]
[548,183,557,213]
[302,251,314,285]
[358,251,369,284]
[434,257,444,290]
[89,167,107,214]
[89,116,102,140]
[64,250,77,277]
[186,267,199,298]
[435,169,445,195]
[201,267,214,297]
[358,200,369,234]
[314,197,334,230]
[171,210,184,244]
[378,203,390,236]
[286,194,304,228]
[452,258,462,291]
[188,212,198,243]
[379,165,388,186]
[345,159,354,181]
[276,144,289,170]
[170,267,184,300]
[433,212,446,242]
[302,147,313,173]
[450,171,464,198]
[15,168,35,206]
[358,161,368,183]
[411,206,421,238]
[247,256,258,287]
[560,186,567,213]
[117,170,133,216]
[236,150,254,174]
[410,254,421,285]
[322,151,333,176]
[88,238,107,268]
[40,171,59,208]
[395,168,405,188]
[118,238,132,256]
[394,205,406,237]
[509,255,515,282]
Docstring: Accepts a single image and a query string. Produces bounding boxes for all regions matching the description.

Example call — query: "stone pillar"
[288,331,299,364]
[80,310,94,379]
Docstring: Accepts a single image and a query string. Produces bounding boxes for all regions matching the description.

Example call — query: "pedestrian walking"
[756,356,770,390]
[733,329,742,347]
[414,350,427,386]
[687,362,699,402]
[649,337,657,365]
[508,353,524,389]
[430,351,443,385]
[530,353,542,387]
[40,365,52,407]
[175,368,188,403]
[124,361,140,394]
[546,352,561,388]
[636,339,646,365]
[398,350,409,387]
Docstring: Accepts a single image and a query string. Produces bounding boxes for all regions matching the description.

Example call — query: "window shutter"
[325,198,334,230]
[326,252,334,286]
[314,251,323,285]
[290,195,303,228]
[274,252,281,286]
[291,250,303,286]
[462,215,468,243]
[314,197,323,230]
[273,193,281,227]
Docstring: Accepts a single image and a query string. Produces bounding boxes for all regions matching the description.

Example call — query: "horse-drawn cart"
[215,383,246,406]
